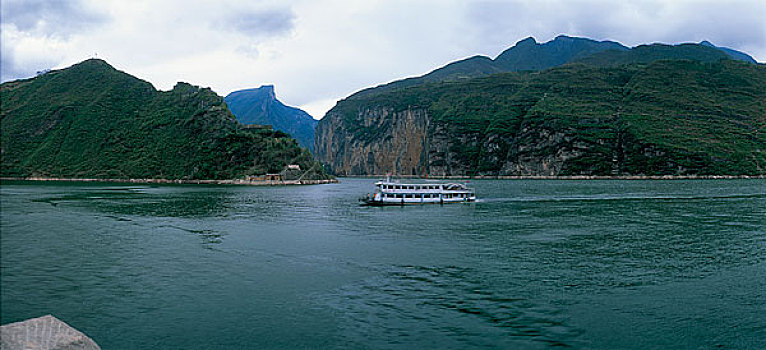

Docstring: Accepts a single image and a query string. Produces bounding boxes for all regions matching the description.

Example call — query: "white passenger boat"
[361,177,476,206]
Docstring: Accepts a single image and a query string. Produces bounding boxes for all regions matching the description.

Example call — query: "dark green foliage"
[574,43,730,67]
[493,35,629,71]
[327,59,766,175]
[1,59,329,180]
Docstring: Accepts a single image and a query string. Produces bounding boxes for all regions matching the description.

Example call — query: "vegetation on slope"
[327,59,766,176]
[1,59,330,180]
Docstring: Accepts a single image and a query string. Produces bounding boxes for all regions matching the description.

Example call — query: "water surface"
[2,179,764,349]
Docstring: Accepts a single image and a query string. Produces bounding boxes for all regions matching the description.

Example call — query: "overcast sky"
[2,0,765,118]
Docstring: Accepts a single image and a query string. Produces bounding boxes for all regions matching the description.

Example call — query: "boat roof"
[374,181,470,188]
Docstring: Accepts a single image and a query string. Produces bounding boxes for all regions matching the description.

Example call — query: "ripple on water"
[324,264,583,349]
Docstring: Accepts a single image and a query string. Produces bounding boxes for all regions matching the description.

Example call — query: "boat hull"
[361,197,476,206]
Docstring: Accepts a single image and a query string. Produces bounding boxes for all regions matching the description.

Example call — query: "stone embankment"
[1,177,339,185]
[0,315,100,350]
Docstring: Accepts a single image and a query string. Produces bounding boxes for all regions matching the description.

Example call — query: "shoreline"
[2,175,763,185]
[0,177,339,186]
[340,174,766,180]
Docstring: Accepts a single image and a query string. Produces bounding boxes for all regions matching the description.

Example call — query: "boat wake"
[478,193,766,204]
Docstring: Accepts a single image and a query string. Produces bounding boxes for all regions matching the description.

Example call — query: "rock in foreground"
[0,315,100,350]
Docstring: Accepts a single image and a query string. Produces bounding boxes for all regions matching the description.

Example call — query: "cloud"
[224,8,296,37]
[1,0,764,120]
[1,0,110,81]
[1,0,109,38]
[463,0,766,59]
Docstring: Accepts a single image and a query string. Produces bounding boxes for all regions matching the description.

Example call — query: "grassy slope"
[1,59,327,180]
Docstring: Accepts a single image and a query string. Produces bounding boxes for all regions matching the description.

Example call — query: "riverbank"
[342,174,766,180]
[0,177,339,186]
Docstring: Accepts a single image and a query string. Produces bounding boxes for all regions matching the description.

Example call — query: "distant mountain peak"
[259,84,276,99]
[354,34,759,99]
[516,37,537,46]
[77,58,111,67]
[236,85,277,99]
[697,40,756,63]
[225,86,317,152]
[494,35,629,71]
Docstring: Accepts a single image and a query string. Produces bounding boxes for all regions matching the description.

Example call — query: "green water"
[1,179,764,349]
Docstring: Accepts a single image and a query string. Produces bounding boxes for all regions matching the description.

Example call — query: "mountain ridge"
[356,35,757,97]
[1,59,329,180]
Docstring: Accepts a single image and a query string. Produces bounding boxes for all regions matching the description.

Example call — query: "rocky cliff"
[316,107,430,175]
[316,59,766,176]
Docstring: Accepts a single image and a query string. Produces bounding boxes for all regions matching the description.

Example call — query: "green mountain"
[493,35,628,70]
[316,56,765,176]
[224,85,317,152]
[359,35,758,97]
[573,43,731,67]
[363,35,626,94]
[1,59,329,180]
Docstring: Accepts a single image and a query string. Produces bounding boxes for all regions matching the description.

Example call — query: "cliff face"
[317,112,608,176]
[315,107,429,175]
[316,59,766,176]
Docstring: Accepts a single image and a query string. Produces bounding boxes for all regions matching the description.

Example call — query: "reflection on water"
[1,179,765,349]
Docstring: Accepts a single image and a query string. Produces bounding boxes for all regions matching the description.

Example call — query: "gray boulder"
[1,315,100,350]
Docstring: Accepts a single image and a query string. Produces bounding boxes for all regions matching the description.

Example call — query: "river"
[1,179,764,349]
